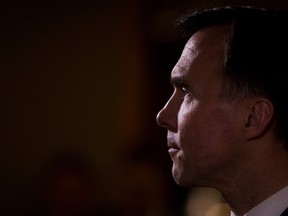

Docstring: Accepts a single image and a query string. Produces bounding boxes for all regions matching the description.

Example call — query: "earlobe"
[245,99,274,140]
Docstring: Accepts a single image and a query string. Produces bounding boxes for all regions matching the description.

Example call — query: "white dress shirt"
[230,185,288,216]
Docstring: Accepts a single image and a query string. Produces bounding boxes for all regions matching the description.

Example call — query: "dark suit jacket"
[281,208,288,216]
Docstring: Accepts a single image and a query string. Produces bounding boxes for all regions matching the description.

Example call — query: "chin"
[172,165,191,187]
[172,165,204,187]
[173,175,194,187]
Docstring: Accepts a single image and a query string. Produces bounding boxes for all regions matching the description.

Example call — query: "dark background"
[1,0,288,215]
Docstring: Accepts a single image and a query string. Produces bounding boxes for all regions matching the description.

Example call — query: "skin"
[156,25,288,216]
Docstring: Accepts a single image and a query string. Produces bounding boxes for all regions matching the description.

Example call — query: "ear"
[245,99,274,140]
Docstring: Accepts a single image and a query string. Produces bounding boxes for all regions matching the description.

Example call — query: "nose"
[156,96,178,132]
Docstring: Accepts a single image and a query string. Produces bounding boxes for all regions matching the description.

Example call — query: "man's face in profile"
[156,25,247,187]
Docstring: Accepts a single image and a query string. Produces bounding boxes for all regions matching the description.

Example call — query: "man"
[156,6,288,216]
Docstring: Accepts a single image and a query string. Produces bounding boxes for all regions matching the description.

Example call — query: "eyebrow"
[170,76,190,89]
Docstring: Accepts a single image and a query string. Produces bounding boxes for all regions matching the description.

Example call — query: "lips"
[168,144,179,150]
[168,147,179,152]
[167,141,180,157]
[167,134,180,157]
[168,146,179,159]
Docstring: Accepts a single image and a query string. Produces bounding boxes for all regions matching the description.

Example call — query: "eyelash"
[181,87,190,95]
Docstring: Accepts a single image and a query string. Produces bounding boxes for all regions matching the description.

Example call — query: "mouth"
[167,143,180,155]
[167,134,180,156]
[168,147,179,153]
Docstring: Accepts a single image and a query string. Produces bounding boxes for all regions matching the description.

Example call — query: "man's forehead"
[171,58,188,78]
[171,25,229,78]
[171,39,199,77]
[182,39,199,58]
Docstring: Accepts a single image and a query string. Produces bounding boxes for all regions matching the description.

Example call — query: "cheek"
[178,103,238,155]
[178,100,216,137]
[178,99,199,126]
[177,102,206,151]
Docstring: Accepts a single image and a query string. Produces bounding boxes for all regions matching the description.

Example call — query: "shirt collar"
[230,185,288,216]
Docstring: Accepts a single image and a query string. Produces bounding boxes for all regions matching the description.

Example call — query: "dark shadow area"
[1,0,288,215]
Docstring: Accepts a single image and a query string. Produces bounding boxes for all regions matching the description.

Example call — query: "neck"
[217,142,288,216]
[222,182,288,216]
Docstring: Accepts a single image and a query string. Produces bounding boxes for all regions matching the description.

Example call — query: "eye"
[181,87,190,95]
[180,87,194,101]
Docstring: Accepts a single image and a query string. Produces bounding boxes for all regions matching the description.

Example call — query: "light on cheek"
[179,100,199,120]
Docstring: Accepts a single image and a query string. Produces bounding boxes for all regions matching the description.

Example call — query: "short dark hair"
[177,6,288,145]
